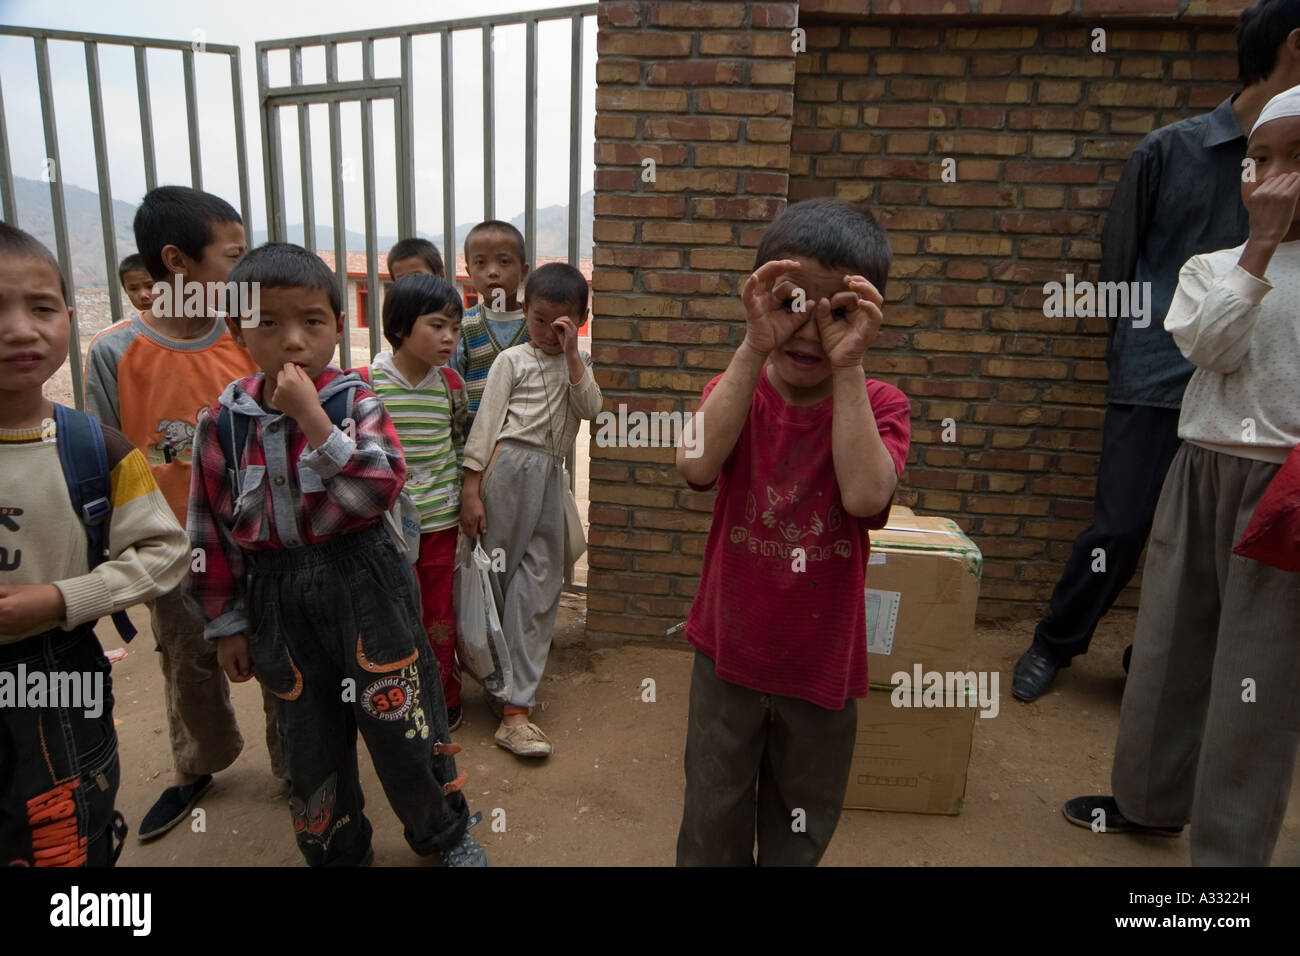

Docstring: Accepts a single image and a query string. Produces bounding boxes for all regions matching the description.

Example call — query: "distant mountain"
[8,176,138,289]
[7,175,594,289]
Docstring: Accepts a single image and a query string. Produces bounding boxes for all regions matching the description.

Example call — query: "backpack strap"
[52,404,138,643]
[216,405,252,499]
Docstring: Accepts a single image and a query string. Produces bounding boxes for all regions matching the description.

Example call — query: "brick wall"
[588,0,1246,640]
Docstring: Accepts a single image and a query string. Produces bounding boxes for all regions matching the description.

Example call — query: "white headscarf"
[1250,83,1300,139]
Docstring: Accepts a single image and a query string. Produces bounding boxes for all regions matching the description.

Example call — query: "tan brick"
[596,33,693,57]
[648,2,747,27]
[694,145,790,168]
[840,79,888,102]
[595,89,688,113]
[750,59,797,86]
[948,28,1039,48]
[596,247,683,269]
[593,294,682,318]
[1092,82,1182,108]
[596,60,640,84]
[691,248,759,271]
[699,91,794,117]
[1037,80,1082,104]
[826,52,871,73]
[642,117,740,141]
[595,114,638,138]
[647,61,744,86]
[848,26,892,47]
[593,220,635,243]
[873,53,967,76]
[648,169,739,193]
[935,132,1028,155]
[594,195,685,218]
[698,33,794,57]
[642,222,733,244]
[937,80,1033,104]
[1019,55,1112,77]
[595,143,688,165]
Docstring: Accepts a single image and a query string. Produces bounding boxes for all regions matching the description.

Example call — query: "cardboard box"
[846,513,983,814]
[865,514,982,680]
[844,682,977,815]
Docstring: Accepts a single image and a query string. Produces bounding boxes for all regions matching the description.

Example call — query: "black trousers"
[0,625,124,867]
[1032,402,1183,666]
[676,651,857,867]
[245,524,468,866]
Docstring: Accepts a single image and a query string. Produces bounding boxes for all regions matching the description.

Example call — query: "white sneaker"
[494,719,553,758]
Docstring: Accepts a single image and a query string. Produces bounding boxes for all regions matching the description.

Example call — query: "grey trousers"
[677,651,858,867]
[150,583,285,780]
[1112,442,1300,866]
[480,440,566,711]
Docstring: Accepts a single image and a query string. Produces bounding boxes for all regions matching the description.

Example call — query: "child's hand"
[741,258,807,357]
[460,492,487,538]
[0,584,65,637]
[1245,171,1300,243]
[217,633,254,682]
[814,275,885,368]
[272,364,322,422]
[553,316,580,357]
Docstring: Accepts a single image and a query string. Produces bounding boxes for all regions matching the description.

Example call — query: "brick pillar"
[587,1,799,639]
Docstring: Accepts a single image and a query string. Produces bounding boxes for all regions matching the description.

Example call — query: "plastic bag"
[454,536,512,699]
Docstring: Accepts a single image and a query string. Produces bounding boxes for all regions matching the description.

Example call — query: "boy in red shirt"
[676,198,911,866]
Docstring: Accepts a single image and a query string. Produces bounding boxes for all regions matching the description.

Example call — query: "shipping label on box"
[865,516,983,679]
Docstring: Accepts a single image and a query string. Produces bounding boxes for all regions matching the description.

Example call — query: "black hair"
[133,185,242,281]
[0,221,68,301]
[118,253,149,283]
[1239,0,1300,86]
[464,220,527,264]
[382,273,463,350]
[227,242,341,316]
[753,198,892,295]
[387,237,445,277]
[524,262,588,320]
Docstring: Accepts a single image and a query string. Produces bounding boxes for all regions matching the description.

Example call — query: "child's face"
[229,286,342,383]
[465,231,527,309]
[526,296,576,355]
[1244,114,1300,224]
[0,257,71,396]
[766,258,860,395]
[162,220,246,286]
[389,256,438,280]
[398,306,461,369]
[121,269,156,312]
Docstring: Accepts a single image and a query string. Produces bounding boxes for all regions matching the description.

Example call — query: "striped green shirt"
[369,352,463,533]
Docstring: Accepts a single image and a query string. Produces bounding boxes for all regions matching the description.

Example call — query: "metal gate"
[256,4,596,363]
[0,25,250,409]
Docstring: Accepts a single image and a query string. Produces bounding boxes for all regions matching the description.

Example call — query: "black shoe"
[1122,644,1133,674]
[1012,647,1059,702]
[447,705,462,732]
[1062,795,1183,836]
[138,774,213,841]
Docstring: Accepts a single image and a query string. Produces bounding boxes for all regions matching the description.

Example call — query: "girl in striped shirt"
[372,275,468,729]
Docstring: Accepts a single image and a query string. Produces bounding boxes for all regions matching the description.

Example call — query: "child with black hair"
[0,223,189,866]
[370,273,467,730]
[460,262,601,757]
[186,242,485,866]
[117,253,155,314]
[675,198,911,866]
[387,237,445,280]
[449,220,531,427]
[84,185,282,843]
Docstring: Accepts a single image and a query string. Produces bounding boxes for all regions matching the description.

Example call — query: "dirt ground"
[102,597,1299,867]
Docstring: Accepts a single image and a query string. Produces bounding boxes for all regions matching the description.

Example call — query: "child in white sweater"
[460,263,601,758]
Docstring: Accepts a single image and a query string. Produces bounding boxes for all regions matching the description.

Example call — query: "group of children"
[3,80,1298,863]
[0,183,605,867]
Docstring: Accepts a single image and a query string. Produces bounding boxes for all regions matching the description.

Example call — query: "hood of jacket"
[218,365,363,419]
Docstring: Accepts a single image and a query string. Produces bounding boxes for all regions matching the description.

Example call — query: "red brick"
[596,33,692,58]
[647,61,744,86]
[648,2,747,27]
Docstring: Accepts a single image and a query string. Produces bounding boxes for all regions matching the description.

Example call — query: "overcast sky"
[0,0,596,240]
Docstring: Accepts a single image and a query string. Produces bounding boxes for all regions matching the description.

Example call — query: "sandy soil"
[102,600,1299,867]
